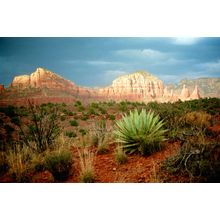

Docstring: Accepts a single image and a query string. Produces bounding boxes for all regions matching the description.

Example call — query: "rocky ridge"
[0,68,207,105]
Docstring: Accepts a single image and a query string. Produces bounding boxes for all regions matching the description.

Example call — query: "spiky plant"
[114,109,167,155]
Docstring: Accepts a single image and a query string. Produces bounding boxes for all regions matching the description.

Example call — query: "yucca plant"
[114,109,167,155]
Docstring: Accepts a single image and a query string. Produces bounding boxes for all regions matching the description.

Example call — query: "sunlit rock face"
[11,68,77,91]
[190,85,201,100]
[97,71,165,102]
[179,84,190,101]
[6,68,204,106]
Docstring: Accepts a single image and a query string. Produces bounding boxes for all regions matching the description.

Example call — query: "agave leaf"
[114,108,167,155]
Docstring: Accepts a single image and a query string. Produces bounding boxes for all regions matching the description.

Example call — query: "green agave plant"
[114,109,167,155]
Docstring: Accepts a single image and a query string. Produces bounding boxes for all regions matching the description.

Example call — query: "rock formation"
[179,84,190,101]
[190,85,201,100]
[97,71,165,102]
[0,67,205,106]
[0,84,5,93]
[11,67,77,91]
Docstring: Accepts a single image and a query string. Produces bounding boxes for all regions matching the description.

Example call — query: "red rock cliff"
[11,68,77,91]
[97,71,165,102]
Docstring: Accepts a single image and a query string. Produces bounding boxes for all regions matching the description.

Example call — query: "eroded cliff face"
[11,68,77,91]
[97,71,165,102]
[190,85,201,100]
[179,84,190,101]
[4,68,203,105]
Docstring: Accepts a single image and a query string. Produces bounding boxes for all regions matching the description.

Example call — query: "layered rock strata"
[2,68,203,105]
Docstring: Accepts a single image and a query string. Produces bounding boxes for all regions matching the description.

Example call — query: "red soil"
[65,141,180,183]
[0,141,181,183]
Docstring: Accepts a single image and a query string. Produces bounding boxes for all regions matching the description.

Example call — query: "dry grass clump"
[184,111,212,129]
[78,148,95,183]
[114,146,128,165]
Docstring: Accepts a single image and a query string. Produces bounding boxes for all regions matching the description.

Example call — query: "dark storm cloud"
[0,37,220,87]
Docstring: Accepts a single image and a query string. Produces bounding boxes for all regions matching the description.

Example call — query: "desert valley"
[0,67,219,183]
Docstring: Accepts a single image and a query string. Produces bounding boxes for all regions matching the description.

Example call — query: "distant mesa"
[0,67,218,106]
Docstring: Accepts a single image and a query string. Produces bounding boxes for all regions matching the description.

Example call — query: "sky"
[0,37,220,88]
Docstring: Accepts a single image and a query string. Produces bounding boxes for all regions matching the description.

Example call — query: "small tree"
[18,100,60,152]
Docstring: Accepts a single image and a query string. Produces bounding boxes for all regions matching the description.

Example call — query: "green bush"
[99,107,107,114]
[74,100,82,106]
[90,102,99,108]
[45,150,73,181]
[108,114,115,120]
[79,129,87,136]
[114,109,167,155]
[69,120,78,127]
[88,108,98,116]
[77,105,85,112]
[68,111,74,116]
[65,131,77,138]
[4,124,14,135]
[11,116,21,126]
[60,115,66,121]
[81,114,89,121]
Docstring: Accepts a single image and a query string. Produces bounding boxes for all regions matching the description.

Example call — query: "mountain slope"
[0,68,219,105]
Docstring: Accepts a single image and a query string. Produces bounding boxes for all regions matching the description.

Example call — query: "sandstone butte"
[1,67,201,105]
[0,84,5,93]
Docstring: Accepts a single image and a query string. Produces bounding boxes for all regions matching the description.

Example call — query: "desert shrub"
[90,120,112,154]
[7,144,33,182]
[4,124,14,135]
[30,153,46,173]
[88,107,98,116]
[108,114,115,120]
[0,105,17,117]
[65,131,77,138]
[0,152,9,176]
[17,106,29,116]
[98,107,107,114]
[90,102,99,109]
[69,119,78,127]
[74,100,82,106]
[60,115,66,121]
[115,147,128,165]
[68,111,74,116]
[18,101,60,152]
[163,138,220,182]
[62,108,68,115]
[107,101,116,106]
[118,102,127,112]
[114,109,167,155]
[45,150,73,181]
[11,116,21,126]
[183,111,212,130]
[77,105,85,112]
[78,148,95,183]
[81,114,89,121]
[79,129,87,136]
